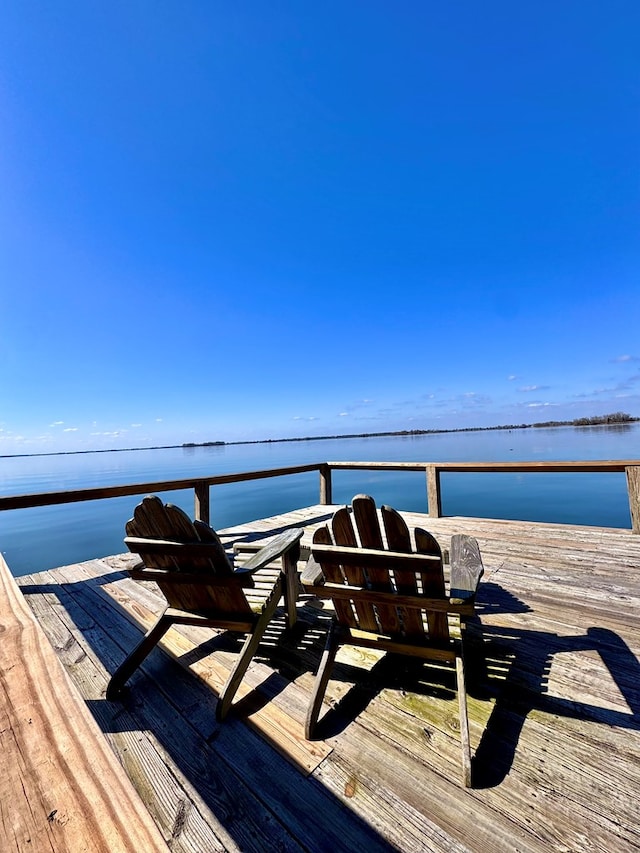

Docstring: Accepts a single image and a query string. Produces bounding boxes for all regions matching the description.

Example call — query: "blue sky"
[1,1,639,453]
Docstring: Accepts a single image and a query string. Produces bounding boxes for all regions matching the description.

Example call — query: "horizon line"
[2,413,636,460]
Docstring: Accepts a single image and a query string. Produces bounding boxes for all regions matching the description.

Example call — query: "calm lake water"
[1,424,638,576]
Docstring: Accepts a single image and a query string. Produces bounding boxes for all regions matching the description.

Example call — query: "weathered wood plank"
[20,577,234,853]
[0,555,168,853]
[626,465,640,533]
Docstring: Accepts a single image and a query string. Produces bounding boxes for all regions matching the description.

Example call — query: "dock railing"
[326,460,640,533]
[1,459,640,533]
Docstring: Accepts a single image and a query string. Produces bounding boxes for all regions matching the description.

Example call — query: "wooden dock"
[11,505,640,852]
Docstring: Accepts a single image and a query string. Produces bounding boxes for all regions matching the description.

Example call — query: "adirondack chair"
[106,495,303,721]
[300,494,484,786]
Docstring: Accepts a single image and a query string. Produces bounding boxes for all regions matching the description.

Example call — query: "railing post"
[626,466,640,533]
[426,465,442,517]
[194,482,210,525]
[319,464,333,505]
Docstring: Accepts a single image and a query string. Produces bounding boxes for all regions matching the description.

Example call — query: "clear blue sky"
[1,1,639,452]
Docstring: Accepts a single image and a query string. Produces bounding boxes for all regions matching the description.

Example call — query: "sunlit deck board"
[0,554,168,853]
[15,505,640,853]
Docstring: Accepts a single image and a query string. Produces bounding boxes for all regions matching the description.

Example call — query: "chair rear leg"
[305,621,341,739]
[456,652,472,787]
[282,546,300,630]
[107,610,173,700]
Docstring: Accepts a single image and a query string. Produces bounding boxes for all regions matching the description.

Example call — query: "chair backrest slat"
[352,495,384,549]
[414,528,448,641]
[381,505,424,636]
[331,504,379,631]
[352,496,399,633]
[312,524,356,627]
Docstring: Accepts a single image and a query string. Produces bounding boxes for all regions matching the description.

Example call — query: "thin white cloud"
[63,427,78,432]
[459,392,492,406]
[50,421,64,426]
[574,374,640,398]
[613,354,639,363]
[341,399,375,414]
[574,387,614,398]
[519,385,550,392]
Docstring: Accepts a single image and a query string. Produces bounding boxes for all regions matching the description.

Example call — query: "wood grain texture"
[414,526,448,639]
[380,505,423,635]
[352,495,398,631]
[449,533,484,601]
[0,554,168,853]
[330,505,378,630]
[626,465,640,533]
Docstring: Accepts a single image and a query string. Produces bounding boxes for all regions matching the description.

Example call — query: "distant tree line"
[532,412,637,428]
[184,411,638,449]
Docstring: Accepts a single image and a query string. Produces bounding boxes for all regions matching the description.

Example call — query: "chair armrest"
[241,528,304,573]
[449,534,484,603]
[300,555,325,587]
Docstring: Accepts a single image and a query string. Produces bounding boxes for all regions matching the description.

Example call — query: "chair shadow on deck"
[276,578,640,790]
[470,622,640,788]
[469,581,640,788]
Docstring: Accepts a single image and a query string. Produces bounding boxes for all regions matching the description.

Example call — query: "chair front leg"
[107,609,174,700]
[305,619,341,739]
[456,649,472,787]
[216,577,283,721]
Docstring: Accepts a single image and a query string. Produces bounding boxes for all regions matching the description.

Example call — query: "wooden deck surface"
[0,554,168,853]
[14,505,640,852]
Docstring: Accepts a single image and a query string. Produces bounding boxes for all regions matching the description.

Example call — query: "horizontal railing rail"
[1,459,639,532]
[0,463,325,526]
[324,459,640,532]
